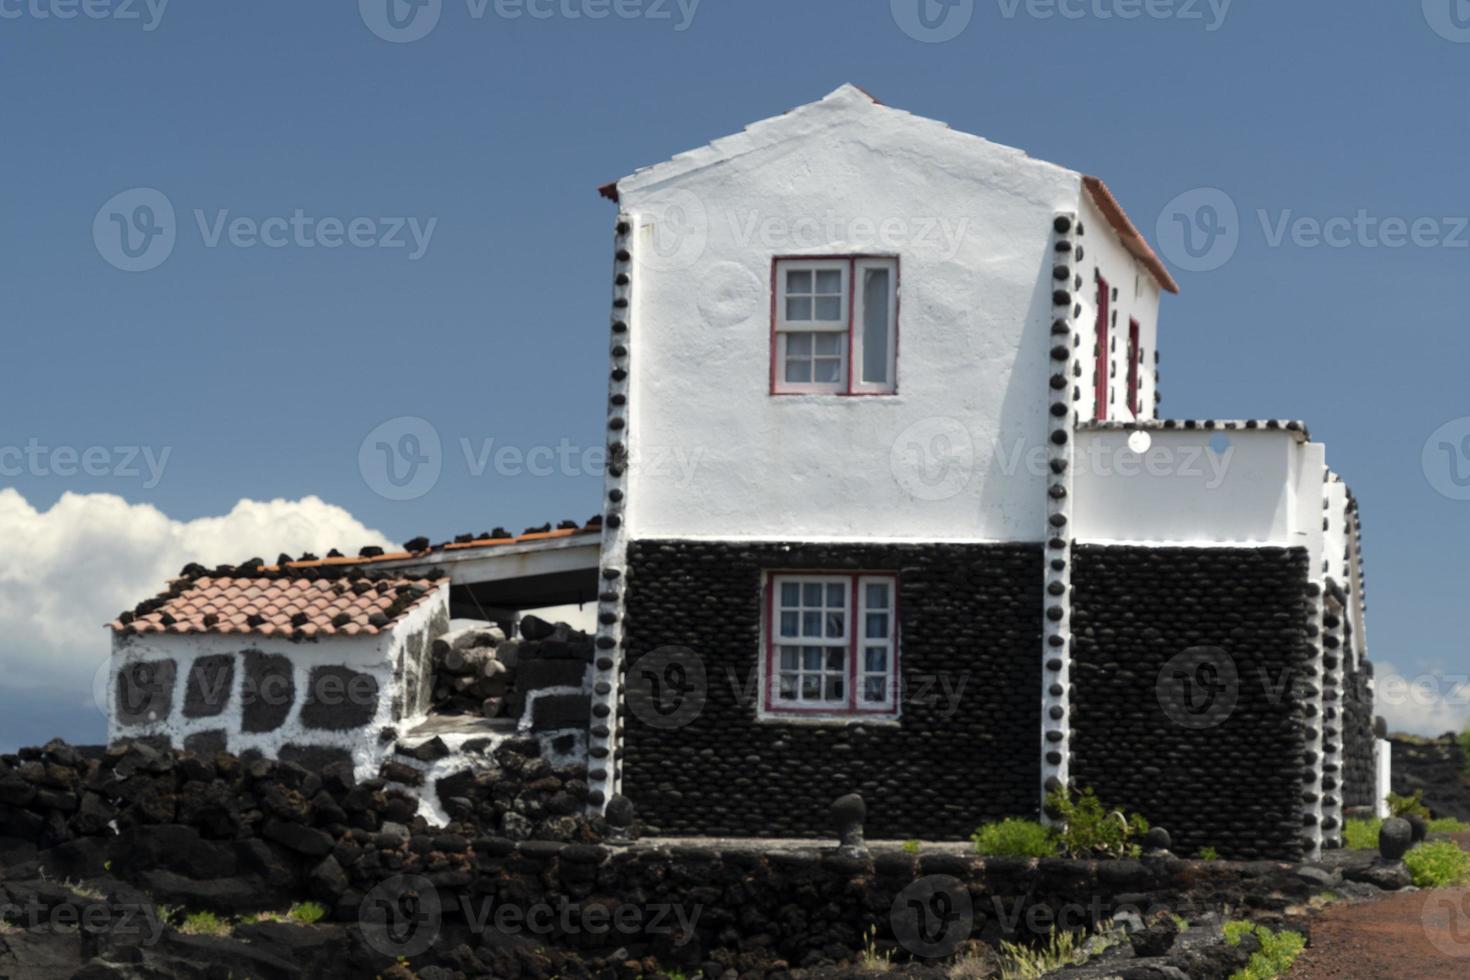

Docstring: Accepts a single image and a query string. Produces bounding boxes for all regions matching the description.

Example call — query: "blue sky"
[3,1,1470,748]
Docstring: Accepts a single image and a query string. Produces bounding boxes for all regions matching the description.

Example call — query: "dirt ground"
[1288,833,1470,979]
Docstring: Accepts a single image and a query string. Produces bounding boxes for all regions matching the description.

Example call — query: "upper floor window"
[773,257,897,395]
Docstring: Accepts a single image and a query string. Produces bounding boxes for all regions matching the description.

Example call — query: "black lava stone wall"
[1341,654,1376,809]
[621,540,1043,840]
[1070,546,1314,861]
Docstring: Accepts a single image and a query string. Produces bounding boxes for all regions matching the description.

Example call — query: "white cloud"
[0,489,393,700]
[1373,661,1470,737]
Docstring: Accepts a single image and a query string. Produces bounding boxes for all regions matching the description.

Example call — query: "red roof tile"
[111,574,444,638]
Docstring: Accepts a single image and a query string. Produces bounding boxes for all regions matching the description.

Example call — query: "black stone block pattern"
[622,540,1043,839]
[300,666,379,731]
[241,651,293,733]
[1070,545,1314,861]
[183,654,234,719]
[115,659,176,726]
[1341,655,1376,808]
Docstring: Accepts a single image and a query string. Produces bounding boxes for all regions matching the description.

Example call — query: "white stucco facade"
[615,85,1170,544]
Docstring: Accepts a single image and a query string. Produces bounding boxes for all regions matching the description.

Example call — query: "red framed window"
[763,572,899,716]
[771,257,898,395]
[1093,276,1110,421]
[1126,319,1141,418]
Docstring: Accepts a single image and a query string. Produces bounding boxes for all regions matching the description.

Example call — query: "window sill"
[755,712,902,728]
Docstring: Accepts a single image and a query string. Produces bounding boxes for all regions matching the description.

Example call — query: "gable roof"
[599,84,1178,295]
[112,571,445,639]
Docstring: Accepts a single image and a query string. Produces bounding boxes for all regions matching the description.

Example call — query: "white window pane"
[786,269,812,293]
[814,333,841,356]
[802,647,823,671]
[786,297,812,321]
[824,676,845,701]
[866,613,888,639]
[780,674,798,699]
[786,333,812,355]
[865,582,889,608]
[803,583,823,605]
[780,582,799,605]
[801,675,821,699]
[813,296,843,321]
[813,359,841,383]
[780,646,799,669]
[825,612,845,637]
[861,268,891,385]
[780,612,798,637]
[826,583,845,605]
[825,648,845,671]
[815,269,843,294]
[863,677,887,703]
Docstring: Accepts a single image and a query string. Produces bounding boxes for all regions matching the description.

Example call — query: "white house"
[586,85,1385,860]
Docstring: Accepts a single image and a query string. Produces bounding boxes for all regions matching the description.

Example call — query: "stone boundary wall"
[1070,545,1316,861]
[0,740,1340,978]
[620,540,1043,839]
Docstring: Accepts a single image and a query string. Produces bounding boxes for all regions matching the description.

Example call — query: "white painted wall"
[108,585,449,781]
[1077,191,1162,423]
[1072,428,1327,548]
[617,86,1161,543]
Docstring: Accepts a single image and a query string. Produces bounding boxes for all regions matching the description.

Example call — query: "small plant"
[1404,840,1470,887]
[1428,817,1470,834]
[1171,913,1190,931]
[103,860,112,872]
[179,911,232,937]
[1197,846,1220,861]
[1388,789,1431,820]
[289,902,327,925]
[1047,787,1148,859]
[63,878,105,901]
[998,927,1082,980]
[1342,817,1381,850]
[946,946,999,979]
[1222,921,1305,980]
[971,818,1055,858]
[901,839,920,855]
[857,924,894,973]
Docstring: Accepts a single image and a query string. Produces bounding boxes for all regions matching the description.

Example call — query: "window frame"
[1093,274,1110,421]
[770,256,899,396]
[1126,318,1141,419]
[761,571,901,719]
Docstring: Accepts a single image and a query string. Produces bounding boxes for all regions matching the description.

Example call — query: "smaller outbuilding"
[108,562,451,780]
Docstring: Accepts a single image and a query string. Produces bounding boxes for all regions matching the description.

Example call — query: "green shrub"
[1405,840,1470,887]
[179,911,231,937]
[1428,817,1470,834]
[971,818,1056,858]
[1048,787,1148,859]
[901,839,920,855]
[1342,818,1381,851]
[1197,846,1220,861]
[998,927,1082,980]
[289,902,327,925]
[1224,921,1305,980]
[1388,790,1431,820]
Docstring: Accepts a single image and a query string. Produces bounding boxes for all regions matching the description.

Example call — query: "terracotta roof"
[1082,176,1181,296]
[112,572,445,639]
[282,520,602,572]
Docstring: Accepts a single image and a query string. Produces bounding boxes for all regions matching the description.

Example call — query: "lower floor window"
[765,572,899,716]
